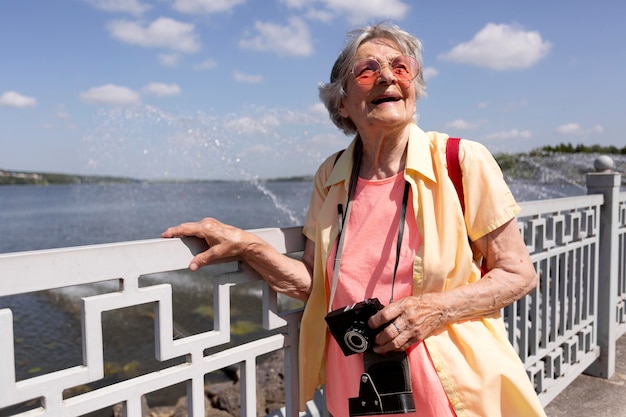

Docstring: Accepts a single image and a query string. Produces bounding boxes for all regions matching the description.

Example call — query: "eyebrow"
[356,54,402,62]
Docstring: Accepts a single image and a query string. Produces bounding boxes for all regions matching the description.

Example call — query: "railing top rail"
[519,194,604,217]
[0,226,305,298]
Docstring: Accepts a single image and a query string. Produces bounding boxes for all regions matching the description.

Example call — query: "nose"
[377,62,396,84]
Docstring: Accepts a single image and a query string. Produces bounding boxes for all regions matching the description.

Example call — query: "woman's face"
[339,39,417,135]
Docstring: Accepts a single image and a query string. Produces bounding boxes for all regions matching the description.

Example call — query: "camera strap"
[329,139,410,311]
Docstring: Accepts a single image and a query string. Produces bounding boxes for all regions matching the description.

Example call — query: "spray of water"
[518,154,588,188]
[82,104,342,225]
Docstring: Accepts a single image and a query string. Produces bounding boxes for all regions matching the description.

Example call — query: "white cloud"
[194,59,218,70]
[80,84,141,105]
[555,123,604,136]
[158,53,181,67]
[239,17,313,57]
[172,0,245,14]
[422,67,438,82]
[54,105,78,129]
[484,129,532,141]
[502,99,529,112]
[281,0,310,7]
[233,71,263,84]
[56,110,71,121]
[244,144,274,154]
[282,0,409,24]
[85,0,150,15]
[308,102,328,117]
[438,23,551,70]
[310,132,346,146]
[303,8,334,22]
[107,17,201,53]
[142,83,181,97]
[444,119,486,130]
[322,0,408,24]
[0,91,36,108]
[223,114,279,135]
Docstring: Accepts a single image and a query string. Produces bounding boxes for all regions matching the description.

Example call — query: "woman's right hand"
[161,217,263,271]
[162,218,315,301]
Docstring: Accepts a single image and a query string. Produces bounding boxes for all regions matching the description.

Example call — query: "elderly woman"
[162,23,546,417]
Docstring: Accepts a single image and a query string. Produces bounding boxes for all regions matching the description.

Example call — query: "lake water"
[0,181,314,253]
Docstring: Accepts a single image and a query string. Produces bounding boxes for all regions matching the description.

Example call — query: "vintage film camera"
[325,298,387,356]
[325,298,415,416]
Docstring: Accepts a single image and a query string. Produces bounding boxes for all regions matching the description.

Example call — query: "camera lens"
[343,327,370,353]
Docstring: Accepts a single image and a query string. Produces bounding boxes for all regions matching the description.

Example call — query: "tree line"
[530,143,626,155]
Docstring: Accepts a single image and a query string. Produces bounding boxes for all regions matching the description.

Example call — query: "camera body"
[325,298,387,356]
[325,298,415,416]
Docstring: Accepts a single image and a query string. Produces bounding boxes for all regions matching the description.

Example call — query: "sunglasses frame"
[351,55,420,85]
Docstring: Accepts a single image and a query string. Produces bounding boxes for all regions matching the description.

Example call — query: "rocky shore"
[112,351,287,417]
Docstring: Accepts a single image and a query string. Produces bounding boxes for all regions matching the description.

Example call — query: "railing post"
[585,156,621,378]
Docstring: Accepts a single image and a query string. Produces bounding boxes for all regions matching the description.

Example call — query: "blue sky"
[0,0,623,180]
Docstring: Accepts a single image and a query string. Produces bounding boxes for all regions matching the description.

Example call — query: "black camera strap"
[329,139,410,311]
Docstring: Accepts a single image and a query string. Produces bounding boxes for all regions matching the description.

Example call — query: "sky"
[0,0,624,181]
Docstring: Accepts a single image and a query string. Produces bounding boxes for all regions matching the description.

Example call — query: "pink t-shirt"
[325,173,456,417]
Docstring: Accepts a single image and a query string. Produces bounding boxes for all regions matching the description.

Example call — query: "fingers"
[161,218,235,271]
[161,226,183,238]
[370,305,405,353]
[190,251,212,271]
[372,321,406,354]
[368,299,405,329]
[391,321,402,335]
[370,298,423,354]
[161,218,214,239]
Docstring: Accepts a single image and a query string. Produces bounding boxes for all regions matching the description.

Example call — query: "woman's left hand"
[368,293,445,354]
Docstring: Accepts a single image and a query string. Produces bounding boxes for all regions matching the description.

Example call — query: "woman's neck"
[358,126,409,180]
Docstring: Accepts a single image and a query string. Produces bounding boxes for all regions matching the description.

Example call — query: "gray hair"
[318,23,427,135]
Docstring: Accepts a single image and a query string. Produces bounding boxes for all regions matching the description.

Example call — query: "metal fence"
[0,170,624,417]
[513,194,603,404]
[616,193,626,340]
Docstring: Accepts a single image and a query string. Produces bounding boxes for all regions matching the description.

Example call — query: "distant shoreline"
[0,169,313,186]
[2,143,624,186]
[0,169,142,186]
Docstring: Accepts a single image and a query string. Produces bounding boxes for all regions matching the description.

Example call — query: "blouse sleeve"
[459,140,521,242]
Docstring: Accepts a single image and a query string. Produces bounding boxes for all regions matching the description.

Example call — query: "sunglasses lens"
[391,56,419,81]
[352,59,381,84]
[352,56,419,84]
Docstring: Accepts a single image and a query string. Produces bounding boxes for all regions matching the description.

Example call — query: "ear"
[338,98,349,118]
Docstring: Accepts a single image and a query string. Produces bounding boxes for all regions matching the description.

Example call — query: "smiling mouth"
[372,96,401,105]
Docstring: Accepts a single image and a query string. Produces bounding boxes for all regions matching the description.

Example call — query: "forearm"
[372,258,537,354]
[433,219,538,326]
[241,240,313,301]
[432,265,537,326]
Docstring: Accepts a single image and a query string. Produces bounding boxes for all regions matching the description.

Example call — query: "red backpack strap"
[446,137,488,275]
[446,137,464,213]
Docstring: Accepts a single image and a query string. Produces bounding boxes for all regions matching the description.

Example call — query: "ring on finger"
[392,322,401,334]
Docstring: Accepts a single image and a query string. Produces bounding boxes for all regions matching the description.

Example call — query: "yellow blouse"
[300,124,546,416]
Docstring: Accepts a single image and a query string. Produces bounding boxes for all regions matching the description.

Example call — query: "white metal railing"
[513,195,603,405]
[0,178,624,416]
[0,227,315,417]
[616,194,626,339]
